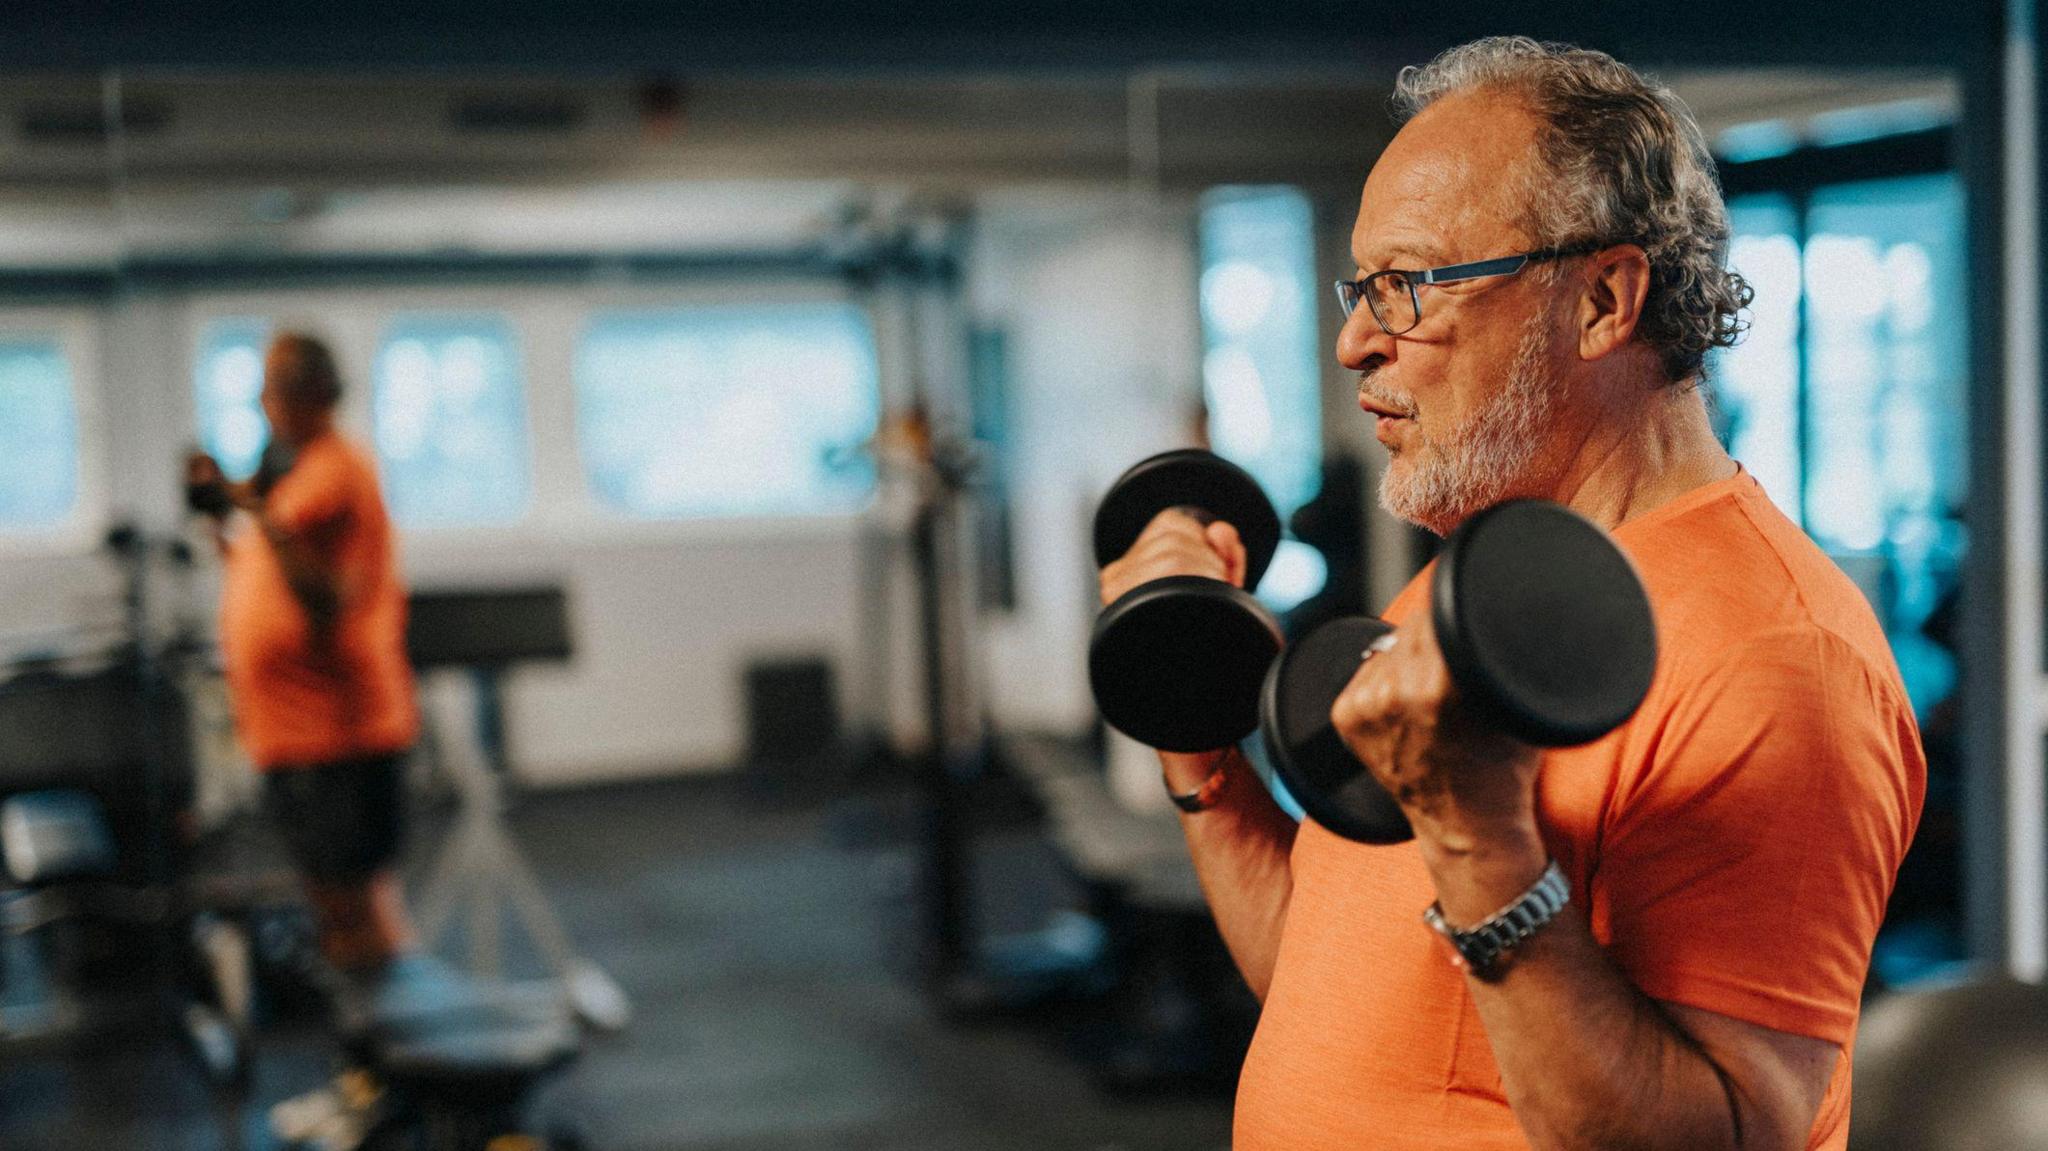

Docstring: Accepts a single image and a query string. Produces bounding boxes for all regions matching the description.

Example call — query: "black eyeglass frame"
[1334,243,1603,335]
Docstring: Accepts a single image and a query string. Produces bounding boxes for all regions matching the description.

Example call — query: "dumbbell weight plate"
[1259,615,1413,844]
[1092,449,1282,594]
[1433,501,1657,748]
[1091,576,1284,753]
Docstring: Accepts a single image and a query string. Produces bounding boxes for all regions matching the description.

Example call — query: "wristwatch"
[1423,859,1570,980]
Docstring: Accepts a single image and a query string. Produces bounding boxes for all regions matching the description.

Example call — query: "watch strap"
[1423,859,1570,979]
[1165,759,1229,813]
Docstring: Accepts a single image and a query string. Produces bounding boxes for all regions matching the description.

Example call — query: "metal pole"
[2003,0,2046,982]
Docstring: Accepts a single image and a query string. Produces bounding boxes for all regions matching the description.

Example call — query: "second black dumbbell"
[1259,500,1659,844]
[1089,449,1284,753]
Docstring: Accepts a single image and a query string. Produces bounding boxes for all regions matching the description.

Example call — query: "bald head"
[1353,88,1549,288]
[261,332,342,448]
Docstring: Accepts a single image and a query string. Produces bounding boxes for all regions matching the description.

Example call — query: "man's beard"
[1368,310,1562,536]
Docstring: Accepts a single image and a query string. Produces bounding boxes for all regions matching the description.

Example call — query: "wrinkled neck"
[1536,381,1734,532]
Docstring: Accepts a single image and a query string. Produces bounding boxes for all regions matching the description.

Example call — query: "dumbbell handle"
[1091,449,1281,587]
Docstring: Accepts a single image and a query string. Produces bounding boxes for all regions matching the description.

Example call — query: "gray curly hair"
[1392,36,1751,386]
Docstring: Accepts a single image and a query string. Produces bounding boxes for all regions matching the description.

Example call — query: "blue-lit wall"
[1714,174,1967,719]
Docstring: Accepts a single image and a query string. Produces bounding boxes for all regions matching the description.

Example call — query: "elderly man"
[188,332,422,977]
[1100,38,1923,1151]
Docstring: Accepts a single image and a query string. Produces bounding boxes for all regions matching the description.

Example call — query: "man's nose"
[1336,305,1396,370]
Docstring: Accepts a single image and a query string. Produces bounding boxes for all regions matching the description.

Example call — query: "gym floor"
[0,769,1235,1150]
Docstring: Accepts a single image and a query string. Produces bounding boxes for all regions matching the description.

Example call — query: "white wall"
[0,279,893,787]
[0,184,1302,791]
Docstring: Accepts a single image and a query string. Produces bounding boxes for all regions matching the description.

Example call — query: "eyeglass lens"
[1366,272,1418,334]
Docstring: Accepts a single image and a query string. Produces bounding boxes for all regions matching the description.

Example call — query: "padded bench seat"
[335,953,580,1100]
[1003,736,1203,910]
[1,790,116,886]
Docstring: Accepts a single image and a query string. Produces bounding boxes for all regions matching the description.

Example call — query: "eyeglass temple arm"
[1417,243,1608,286]
[1416,253,1536,286]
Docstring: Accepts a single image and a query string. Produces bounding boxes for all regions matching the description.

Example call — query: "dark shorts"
[261,750,409,884]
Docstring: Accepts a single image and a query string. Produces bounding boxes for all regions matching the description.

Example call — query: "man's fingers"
[1205,521,1248,588]
[1140,507,1215,544]
[1098,508,1256,603]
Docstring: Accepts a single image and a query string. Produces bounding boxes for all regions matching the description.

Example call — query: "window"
[1715,197,1803,522]
[1199,186,1326,610]
[374,316,531,527]
[1714,174,1966,716]
[0,338,81,532]
[193,318,273,481]
[573,303,880,520]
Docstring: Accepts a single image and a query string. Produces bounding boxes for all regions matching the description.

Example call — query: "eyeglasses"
[1335,244,1601,336]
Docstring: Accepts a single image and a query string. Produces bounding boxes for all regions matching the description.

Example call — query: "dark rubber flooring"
[0,771,1236,1150]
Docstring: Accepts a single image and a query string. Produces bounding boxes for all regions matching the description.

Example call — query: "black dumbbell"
[1089,449,1284,753]
[1259,500,1658,844]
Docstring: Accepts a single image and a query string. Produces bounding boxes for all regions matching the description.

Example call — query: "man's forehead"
[1352,90,1540,265]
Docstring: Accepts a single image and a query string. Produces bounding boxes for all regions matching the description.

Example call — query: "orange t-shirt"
[1235,471,1925,1150]
[219,430,419,770]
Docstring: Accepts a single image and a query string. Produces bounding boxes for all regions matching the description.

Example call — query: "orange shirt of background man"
[1234,471,1925,1150]
[219,430,419,771]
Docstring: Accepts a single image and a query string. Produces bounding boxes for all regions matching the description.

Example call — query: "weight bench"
[0,789,123,1035]
[1004,736,1203,913]
[284,951,582,1151]
[1001,737,1256,1093]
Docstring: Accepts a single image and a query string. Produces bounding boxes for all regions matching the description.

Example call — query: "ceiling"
[0,62,1960,270]
[0,1,1983,72]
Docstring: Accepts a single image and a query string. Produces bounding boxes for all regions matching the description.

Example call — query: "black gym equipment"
[1851,976,2048,1150]
[1280,451,1369,637]
[1260,501,1657,843]
[1087,452,1658,846]
[405,585,629,1032]
[1089,450,1285,754]
[326,953,584,1151]
[0,527,258,1088]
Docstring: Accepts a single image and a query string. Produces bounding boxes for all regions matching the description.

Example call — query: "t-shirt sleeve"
[1594,627,1924,1046]
[266,444,356,535]
[1379,564,1435,624]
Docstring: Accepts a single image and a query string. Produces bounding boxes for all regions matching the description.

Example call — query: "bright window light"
[194,318,273,481]
[0,338,80,532]
[1198,186,1322,519]
[574,303,881,519]
[373,315,532,527]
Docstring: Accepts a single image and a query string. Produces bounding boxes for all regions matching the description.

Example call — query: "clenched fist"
[1328,605,1541,851]
[1099,509,1249,607]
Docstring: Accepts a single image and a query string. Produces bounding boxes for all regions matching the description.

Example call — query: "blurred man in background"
[187,331,421,978]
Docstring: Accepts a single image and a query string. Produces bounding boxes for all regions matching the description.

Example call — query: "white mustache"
[1358,380,1418,419]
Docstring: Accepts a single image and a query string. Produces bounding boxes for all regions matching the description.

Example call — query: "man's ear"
[1577,244,1652,363]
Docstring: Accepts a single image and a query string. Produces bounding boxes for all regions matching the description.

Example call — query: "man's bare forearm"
[1430,837,1819,1151]
[1470,912,1742,1149]
[1165,748,1298,1000]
